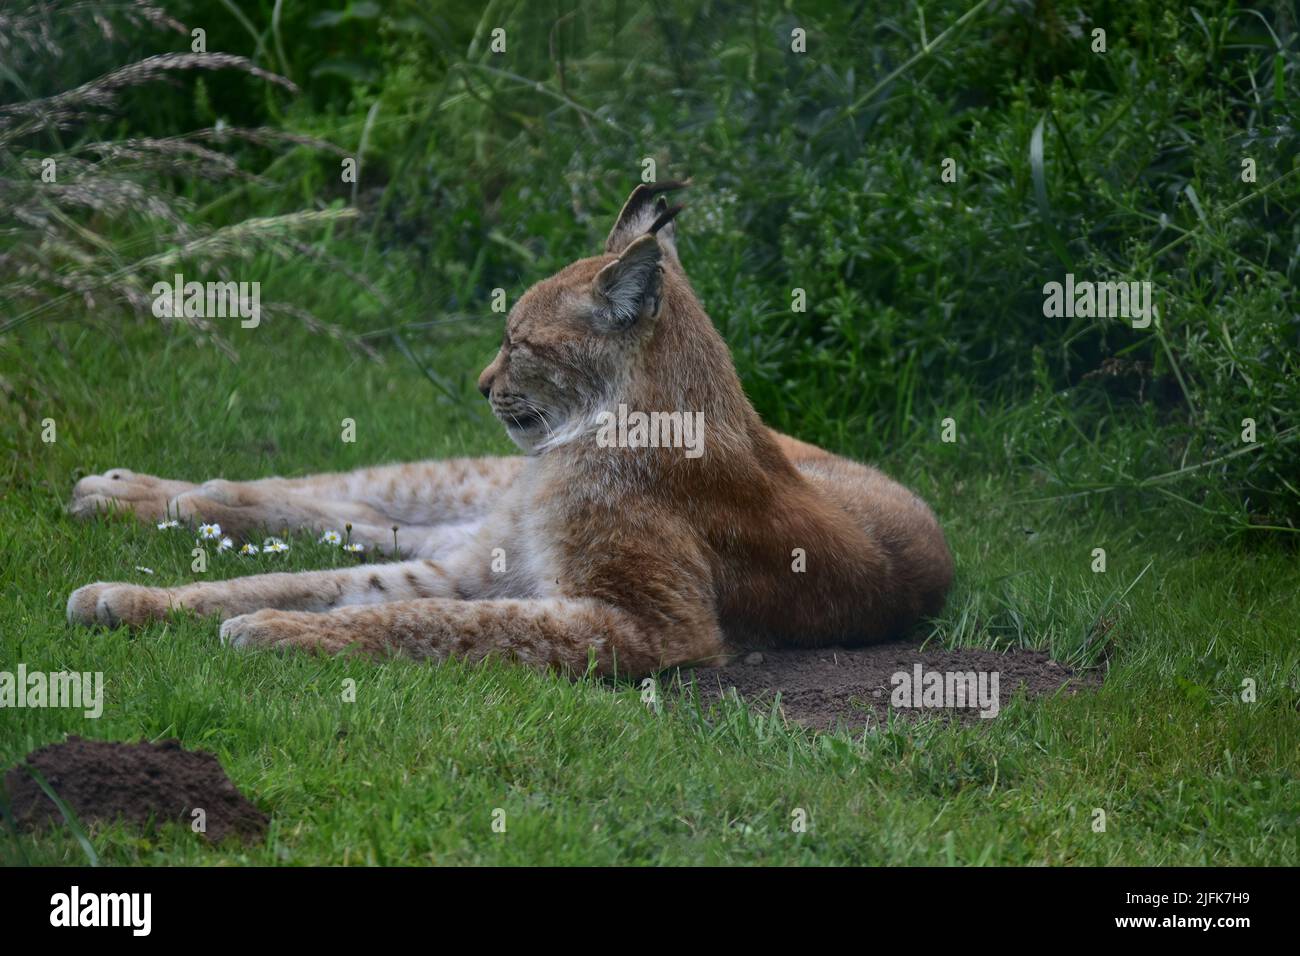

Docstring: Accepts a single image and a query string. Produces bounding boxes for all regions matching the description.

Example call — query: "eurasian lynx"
[67,183,954,675]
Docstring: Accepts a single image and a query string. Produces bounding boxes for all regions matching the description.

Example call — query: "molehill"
[5,736,266,844]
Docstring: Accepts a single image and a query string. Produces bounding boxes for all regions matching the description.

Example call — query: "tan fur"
[67,186,954,676]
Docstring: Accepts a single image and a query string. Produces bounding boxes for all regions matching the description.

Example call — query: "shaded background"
[2,0,1298,533]
[1,0,1299,868]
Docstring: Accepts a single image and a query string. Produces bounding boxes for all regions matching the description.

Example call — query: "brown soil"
[685,641,1101,731]
[5,736,267,844]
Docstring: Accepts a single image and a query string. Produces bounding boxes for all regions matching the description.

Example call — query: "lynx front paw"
[66,582,175,628]
[220,611,276,650]
[221,610,360,654]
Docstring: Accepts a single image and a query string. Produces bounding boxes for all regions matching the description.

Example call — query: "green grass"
[2,316,1296,866]
[2,0,1297,867]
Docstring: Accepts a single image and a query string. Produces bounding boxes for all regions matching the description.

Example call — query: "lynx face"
[477,229,669,454]
[478,259,610,452]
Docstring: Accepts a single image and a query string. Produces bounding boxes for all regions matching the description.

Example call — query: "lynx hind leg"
[796,456,954,622]
[165,484,483,556]
[162,479,333,538]
[298,456,527,525]
[71,473,291,538]
[70,457,525,530]
[69,469,197,523]
[72,467,391,543]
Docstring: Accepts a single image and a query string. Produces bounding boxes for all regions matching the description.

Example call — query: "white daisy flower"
[343,542,365,553]
[320,530,342,546]
[134,566,154,575]
[157,519,180,530]
[198,523,222,539]
[264,538,290,554]
[239,543,260,556]
[217,536,234,552]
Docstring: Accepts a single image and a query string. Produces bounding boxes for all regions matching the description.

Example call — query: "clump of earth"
[5,736,266,844]
[686,641,1101,730]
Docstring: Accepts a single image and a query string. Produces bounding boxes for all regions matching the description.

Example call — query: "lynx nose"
[477,377,492,399]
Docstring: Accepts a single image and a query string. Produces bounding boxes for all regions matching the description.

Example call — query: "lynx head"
[477,181,691,453]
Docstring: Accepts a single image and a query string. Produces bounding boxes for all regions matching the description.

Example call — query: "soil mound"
[5,736,266,844]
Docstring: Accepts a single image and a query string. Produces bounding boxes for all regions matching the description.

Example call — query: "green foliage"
[4,0,1297,532]
[2,1,1298,865]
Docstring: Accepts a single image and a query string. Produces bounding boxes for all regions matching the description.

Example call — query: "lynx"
[66,183,954,676]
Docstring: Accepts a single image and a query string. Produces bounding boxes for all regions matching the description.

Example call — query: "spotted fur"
[66,185,954,676]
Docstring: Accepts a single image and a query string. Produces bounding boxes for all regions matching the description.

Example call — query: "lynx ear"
[592,234,663,332]
[605,180,688,257]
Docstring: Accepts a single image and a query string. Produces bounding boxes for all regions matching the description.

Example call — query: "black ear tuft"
[605,180,690,256]
[649,202,684,236]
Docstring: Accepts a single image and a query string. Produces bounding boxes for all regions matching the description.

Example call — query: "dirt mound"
[686,642,1100,731]
[5,736,266,844]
